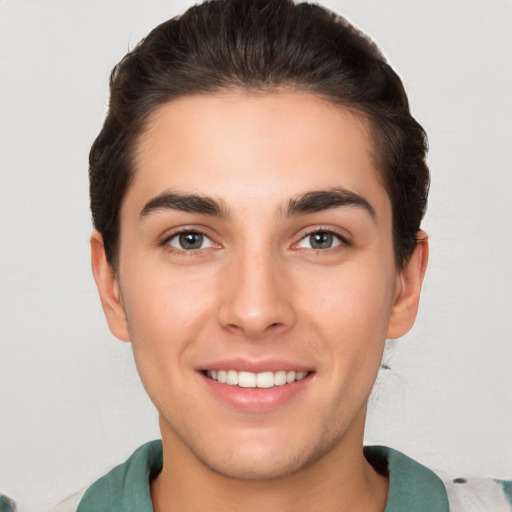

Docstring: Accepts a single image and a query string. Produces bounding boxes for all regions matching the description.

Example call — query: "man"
[78,0,511,510]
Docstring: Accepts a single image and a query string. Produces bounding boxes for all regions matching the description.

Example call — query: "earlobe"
[386,231,429,340]
[90,231,131,342]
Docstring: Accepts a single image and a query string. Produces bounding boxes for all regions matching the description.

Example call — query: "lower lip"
[199,372,313,412]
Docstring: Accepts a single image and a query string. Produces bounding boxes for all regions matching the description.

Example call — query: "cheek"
[120,262,218,363]
[125,256,213,316]
[120,268,218,412]
[300,263,396,335]
[296,261,396,382]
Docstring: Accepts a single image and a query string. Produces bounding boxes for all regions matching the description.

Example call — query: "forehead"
[126,91,389,219]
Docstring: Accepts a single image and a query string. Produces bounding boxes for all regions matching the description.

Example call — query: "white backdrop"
[1,1,511,511]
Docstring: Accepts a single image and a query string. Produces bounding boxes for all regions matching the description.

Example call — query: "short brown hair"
[89,0,429,268]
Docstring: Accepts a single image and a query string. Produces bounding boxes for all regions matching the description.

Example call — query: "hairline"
[110,87,403,271]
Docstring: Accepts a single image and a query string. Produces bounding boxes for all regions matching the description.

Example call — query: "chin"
[186,428,339,481]
[198,449,309,481]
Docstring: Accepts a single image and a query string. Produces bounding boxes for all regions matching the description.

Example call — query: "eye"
[296,230,345,250]
[165,231,215,251]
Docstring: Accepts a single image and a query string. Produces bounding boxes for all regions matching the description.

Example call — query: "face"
[92,91,426,480]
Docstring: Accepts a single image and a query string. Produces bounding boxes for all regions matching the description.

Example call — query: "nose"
[217,248,296,340]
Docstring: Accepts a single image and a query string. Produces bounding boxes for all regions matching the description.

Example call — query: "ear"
[90,231,130,342]
[386,231,429,340]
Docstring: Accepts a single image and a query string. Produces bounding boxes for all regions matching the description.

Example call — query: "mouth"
[199,364,314,411]
[203,369,310,389]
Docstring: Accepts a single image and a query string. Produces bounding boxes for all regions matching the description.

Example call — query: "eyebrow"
[284,188,376,220]
[139,187,375,221]
[140,192,229,218]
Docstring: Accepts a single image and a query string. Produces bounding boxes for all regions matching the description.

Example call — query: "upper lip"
[197,357,314,374]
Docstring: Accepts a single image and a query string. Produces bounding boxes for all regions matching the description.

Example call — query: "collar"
[78,441,450,512]
[365,445,450,512]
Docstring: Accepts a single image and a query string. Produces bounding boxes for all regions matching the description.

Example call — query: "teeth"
[239,371,256,388]
[226,370,239,385]
[205,369,309,388]
[286,371,296,383]
[256,371,274,388]
[274,370,287,386]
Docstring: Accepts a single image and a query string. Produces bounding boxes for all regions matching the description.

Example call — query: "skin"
[91,91,428,512]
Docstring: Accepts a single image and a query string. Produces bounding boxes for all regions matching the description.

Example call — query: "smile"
[205,370,309,388]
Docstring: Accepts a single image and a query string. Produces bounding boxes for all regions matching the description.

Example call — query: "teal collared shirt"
[76,440,450,511]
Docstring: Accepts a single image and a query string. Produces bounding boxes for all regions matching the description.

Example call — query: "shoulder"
[444,477,512,512]
[77,440,163,512]
[365,446,512,512]
[76,441,511,512]
[366,445,450,512]
[0,495,17,512]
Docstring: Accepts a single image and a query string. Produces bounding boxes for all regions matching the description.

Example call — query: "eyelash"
[293,228,350,251]
[160,227,350,254]
[161,228,217,253]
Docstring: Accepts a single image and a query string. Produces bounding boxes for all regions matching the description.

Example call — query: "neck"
[151,413,388,512]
